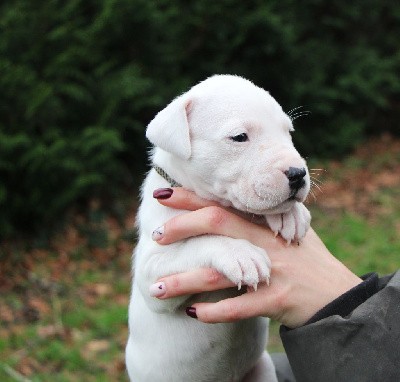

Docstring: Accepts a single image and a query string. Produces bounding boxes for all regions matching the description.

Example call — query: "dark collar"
[153,165,182,187]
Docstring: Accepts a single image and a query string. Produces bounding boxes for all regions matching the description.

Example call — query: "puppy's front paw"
[211,239,271,290]
[266,202,311,244]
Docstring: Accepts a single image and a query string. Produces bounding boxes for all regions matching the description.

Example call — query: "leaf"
[83,339,110,354]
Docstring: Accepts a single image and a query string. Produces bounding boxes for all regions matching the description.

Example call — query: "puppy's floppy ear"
[146,95,192,160]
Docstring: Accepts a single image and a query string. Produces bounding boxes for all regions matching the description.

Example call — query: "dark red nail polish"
[185,307,197,319]
[153,188,173,199]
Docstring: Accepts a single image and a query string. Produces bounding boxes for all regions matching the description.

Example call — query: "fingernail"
[185,307,197,319]
[149,282,166,297]
[152,226,164,241]
[153,188,173,199]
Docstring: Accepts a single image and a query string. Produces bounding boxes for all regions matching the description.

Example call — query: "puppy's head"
[147,75,310,215]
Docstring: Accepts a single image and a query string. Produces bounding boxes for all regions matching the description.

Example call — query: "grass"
[316,211,399,275]
[1,138,399,380]
[0,242,132,381]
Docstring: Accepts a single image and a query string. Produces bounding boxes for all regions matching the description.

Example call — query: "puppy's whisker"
[290,111,311,122]
[307,180,322,202]
[290,111,311,118]
[287,105,305,117]
[312,183,323,193]
[307,189,317,202]
[310,176,323,185]
[311,190,318,202]
[311,181,323,191]
[310,180,323,194]
[310,168,326,177]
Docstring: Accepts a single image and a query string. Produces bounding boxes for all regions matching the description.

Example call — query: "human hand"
[150,188,362,328]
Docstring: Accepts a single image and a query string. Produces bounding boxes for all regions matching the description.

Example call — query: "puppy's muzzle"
[285,167,306,199]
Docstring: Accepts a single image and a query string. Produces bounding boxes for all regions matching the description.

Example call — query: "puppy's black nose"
[285,167,306,190]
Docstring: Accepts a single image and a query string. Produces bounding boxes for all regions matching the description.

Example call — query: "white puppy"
[126,75,311,382]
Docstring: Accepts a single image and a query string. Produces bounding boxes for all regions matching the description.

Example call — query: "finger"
[154,187,219,210]
[190,287,271,323]
[154,205,274,247]
[153,187,286,248]
[151,268,234,299]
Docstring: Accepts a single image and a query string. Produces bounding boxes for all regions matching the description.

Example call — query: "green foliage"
[1,0,399,238]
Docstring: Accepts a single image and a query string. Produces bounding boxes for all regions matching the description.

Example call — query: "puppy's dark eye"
[230,133,249,142]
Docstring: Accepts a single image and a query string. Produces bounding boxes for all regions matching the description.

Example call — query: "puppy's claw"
[237,281,242,291]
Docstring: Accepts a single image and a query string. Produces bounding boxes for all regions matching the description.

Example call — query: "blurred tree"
[0,0,399,239]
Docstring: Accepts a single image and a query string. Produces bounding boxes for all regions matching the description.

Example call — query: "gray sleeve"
[280,270,400,382]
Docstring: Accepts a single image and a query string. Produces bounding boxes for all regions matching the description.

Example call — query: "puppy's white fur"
[126,75,311,381]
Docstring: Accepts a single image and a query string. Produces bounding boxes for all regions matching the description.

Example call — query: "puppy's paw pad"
[293,203,311,240]
[266,203,311,244]
[265,214,283,237]
[212,240,271,289]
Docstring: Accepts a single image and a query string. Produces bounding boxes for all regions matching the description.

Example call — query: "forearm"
[280,270,400,382]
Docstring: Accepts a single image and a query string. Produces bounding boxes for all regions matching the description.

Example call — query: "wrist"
[305,273,380,325]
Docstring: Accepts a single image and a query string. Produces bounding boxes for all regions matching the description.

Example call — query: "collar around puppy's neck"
[153,165,182,187]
